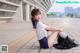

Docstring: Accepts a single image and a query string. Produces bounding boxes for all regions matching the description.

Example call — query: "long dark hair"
[31,9,41,29]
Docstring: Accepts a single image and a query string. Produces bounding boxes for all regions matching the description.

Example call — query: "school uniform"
[36,21,49,49]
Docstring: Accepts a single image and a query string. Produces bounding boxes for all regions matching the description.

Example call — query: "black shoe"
[53,43,71,49]
[53,44,64,49]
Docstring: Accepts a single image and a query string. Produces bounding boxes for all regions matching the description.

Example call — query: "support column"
[31,6,34,10]
[11,1,23,22]
[26,4,30,21]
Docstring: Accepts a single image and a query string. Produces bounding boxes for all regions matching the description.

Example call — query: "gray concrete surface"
[0,17,80,53]
[17,17,80,53]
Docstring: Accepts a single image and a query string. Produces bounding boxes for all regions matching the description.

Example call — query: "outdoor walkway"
[17,18,80,53]
[0,17,80,53]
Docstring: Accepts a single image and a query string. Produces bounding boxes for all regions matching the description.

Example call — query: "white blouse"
[36,21,49,40]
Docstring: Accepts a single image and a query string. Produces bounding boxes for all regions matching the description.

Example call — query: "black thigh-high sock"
[57,35,64,45]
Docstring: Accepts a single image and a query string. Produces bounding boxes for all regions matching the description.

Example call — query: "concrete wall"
[0,0,52,23]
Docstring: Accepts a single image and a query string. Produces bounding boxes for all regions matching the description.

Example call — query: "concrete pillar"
[31,6,34,10]
[41,10,47,18]
[26,4,30,21]
[11,1,23,22]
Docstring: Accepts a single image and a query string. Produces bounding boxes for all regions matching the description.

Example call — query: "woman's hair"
[31,8,41,29]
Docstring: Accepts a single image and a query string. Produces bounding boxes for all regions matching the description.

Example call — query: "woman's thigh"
[48,31,59,48]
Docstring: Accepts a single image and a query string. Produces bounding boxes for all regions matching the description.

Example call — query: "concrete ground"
[0,22,33,44]
[0,17,80,53]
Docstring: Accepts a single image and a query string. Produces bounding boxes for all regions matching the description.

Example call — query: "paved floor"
[0,17,80,53]
[17,17,80,53]
[0,22,33,44]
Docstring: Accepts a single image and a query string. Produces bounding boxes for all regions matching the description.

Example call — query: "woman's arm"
[41,22,63,32]
[45,26,63,32]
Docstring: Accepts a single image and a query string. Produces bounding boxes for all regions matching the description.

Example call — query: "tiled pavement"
[17,18,80,53]
[0,17,80,53]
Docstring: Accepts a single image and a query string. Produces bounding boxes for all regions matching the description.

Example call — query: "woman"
[31,8,78,49]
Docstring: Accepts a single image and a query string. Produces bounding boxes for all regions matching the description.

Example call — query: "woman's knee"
[59,28,64,32]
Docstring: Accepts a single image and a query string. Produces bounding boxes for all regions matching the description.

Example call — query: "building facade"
[0,0,51,23]
[64,7,80,18]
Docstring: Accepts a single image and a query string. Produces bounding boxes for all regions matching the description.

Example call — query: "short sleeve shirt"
[36,21,48,40]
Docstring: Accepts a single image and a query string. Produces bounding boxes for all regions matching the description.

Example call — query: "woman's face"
[34,14,41,21]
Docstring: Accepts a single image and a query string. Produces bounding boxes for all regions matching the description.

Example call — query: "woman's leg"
[47,28,68,48]
[48,31,59,48]
[48,28,78,48]
[47,28,64,48]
